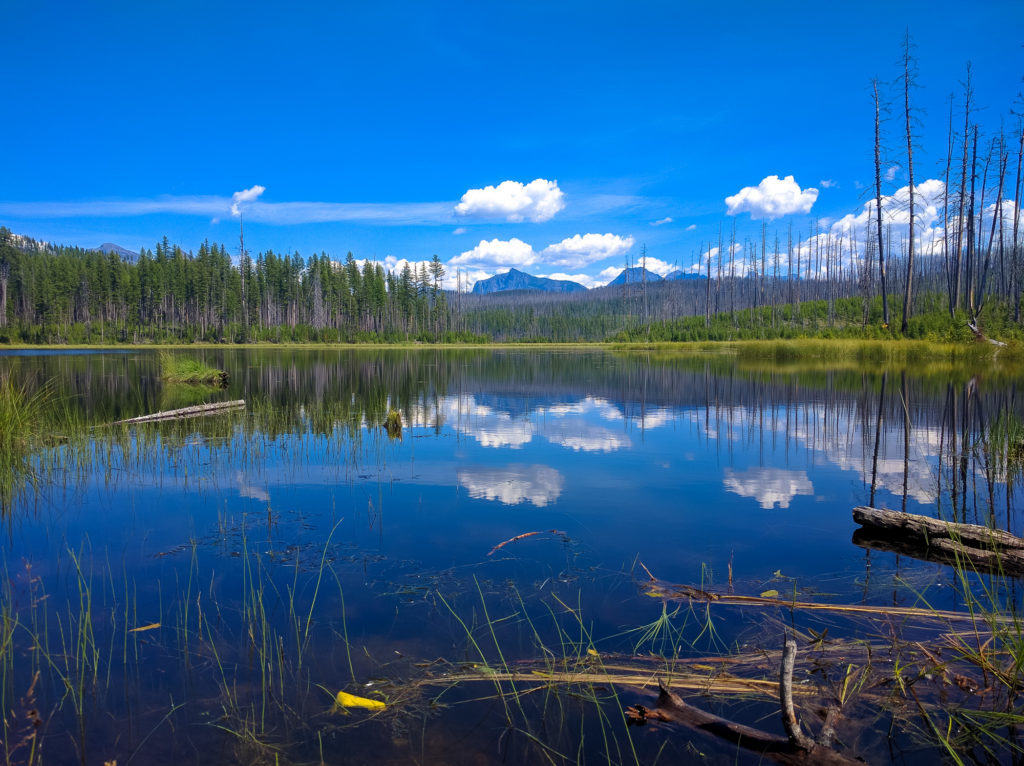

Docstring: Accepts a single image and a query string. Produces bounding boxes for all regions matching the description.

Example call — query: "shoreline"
[1,337,1017,359]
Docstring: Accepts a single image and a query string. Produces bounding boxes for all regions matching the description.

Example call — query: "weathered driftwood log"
[625,683,860,765]
[108,400,246,426]
[853,506,1024,550]
[852,506,1024,575]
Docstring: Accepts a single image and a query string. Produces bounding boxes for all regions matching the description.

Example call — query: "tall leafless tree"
[900,32,918,333]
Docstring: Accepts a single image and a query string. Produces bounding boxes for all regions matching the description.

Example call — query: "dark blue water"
[1,348,1019,764]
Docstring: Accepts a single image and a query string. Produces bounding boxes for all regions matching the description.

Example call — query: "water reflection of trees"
[688,366,1023,536]
[5,349,1024,533]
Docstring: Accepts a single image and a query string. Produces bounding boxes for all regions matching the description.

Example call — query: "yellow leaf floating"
[129,623,161,633]
[759,590,779,599]
[587,648,599,658]
[333,690,386,713]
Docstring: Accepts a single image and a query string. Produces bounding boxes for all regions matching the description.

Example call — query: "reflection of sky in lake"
[723,467,813,509]
[408,395,640,452]
[395,393,946,518]
[457,464,564,506]
[687,404,944,506]
[8,350,1024,618]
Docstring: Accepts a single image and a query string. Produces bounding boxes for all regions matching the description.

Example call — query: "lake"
[1,347,1021,764]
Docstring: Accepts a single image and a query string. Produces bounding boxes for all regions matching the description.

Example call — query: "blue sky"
[2,1,1022,288]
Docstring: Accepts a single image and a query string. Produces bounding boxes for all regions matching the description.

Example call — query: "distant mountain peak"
[96,243,139,263]
[472,269,587,295]
[665,269,707,281]
[608,267,663,286]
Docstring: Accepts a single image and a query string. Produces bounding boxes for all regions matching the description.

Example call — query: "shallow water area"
[1,347,1021,764]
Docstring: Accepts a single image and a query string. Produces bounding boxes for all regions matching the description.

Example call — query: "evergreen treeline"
[1,225,1022,345]
[0,230,476,344]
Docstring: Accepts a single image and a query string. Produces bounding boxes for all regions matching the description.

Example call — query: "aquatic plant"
[383,408,402,438]
[158,351,229,386]
[0,377,81,515]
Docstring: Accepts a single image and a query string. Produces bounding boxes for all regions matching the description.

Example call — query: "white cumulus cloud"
[450,238,537,268]
[725,175,818,220]
[637,256,676,277]
[651,217,673,226]
[230,185,266,216]
[538,272,602,289]
[541,233,634,268]
[454,179,565,222]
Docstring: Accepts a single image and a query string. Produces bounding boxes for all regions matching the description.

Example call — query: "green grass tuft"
[384,408,403,438]
[158,352,229,386]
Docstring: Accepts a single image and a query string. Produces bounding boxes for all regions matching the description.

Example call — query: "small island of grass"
[159,352,229,387]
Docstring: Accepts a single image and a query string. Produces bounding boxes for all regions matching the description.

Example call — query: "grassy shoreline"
[2,337,1020,360]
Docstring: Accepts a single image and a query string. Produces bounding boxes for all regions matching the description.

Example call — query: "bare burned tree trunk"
[239,214,249,337]
[716,225,723,314]
[1013,123,1024,322]
[704,241,712,327]
[977,135,1007,318]
[899,33,917,334]
[943,94,955,317]
[954,66,972,313]
[787,225,794,308]
[0,260,8,328]
[967,127,979,315]
[760,223,767,317]
[729,222,737,325]
[794,233,802,317]
[641,243,648,326]
[772,233,780,329]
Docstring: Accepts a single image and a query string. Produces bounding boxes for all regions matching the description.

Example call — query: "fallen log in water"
[852,506,1024,575]
[107,400,246,426]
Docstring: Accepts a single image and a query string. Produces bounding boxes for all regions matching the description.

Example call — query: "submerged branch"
[625,682,861,765]
[642,580,1012,624]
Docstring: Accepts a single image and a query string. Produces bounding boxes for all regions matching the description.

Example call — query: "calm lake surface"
[1,348,1021,764]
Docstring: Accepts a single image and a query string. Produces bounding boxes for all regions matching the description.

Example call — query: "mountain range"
[470,266,707,294]
[471,268,588,295]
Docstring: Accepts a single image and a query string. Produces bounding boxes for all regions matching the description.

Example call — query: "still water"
[1,348,1021,764]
